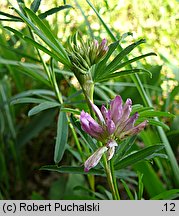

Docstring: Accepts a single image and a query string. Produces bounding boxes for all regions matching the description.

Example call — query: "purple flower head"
[80,95,147,171]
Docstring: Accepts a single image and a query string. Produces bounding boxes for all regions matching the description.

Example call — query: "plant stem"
[110,160,120,199]
[102,154,118,200]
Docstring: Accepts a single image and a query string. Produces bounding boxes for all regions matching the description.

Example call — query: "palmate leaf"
[93,40,155,82]
[114,145,165,170]
[106,39,146,72]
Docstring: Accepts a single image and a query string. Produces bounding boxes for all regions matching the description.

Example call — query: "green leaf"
[0,79,16,139]
[11,89,55,101]
[97,68,152,82]
[112,52,157,72]
[39,5,73,19]
[134,162,166,197]
[54,111,68,164]
[23,7,71,66]
[40,165,104,175]
[13,7,71,67]
[121,179,134,200]
[0,11,22,21]
[137,172,144,200]
[114,136,137,161]
[105,39,146,72]
[11,97,47,105]
[23,36,60,60]
[131,106,154,115]
[30,0,42,12]
[139,110,175,118]
[4,26,23,38]
[28,101,60,116]
[74,186,106,200]
[136,118,170,130]
[93,40,119,80]
[150,189,179,200]
[114,145,164,170]
[4,26,60,61]
[61,108,80,115]
[146,153,168,160]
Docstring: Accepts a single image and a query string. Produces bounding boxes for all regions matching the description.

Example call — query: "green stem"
[69,121,84,160]
[102,154,118,200]
[110,160,120,199]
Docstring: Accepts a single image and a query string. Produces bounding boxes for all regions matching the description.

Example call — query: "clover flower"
[80,95,147,172]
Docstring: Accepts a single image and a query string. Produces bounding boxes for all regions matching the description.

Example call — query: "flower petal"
[122,98,132,122]
[80,110,103,139]
[90,100,105,123]
[123,112,139,131]
[110,95,123,124]
[106,119,116,135]
[107,139,118,148]
[101,104,108,119]
[119,120,148,139]
[107,146,116,161]
[84,146,108,172]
